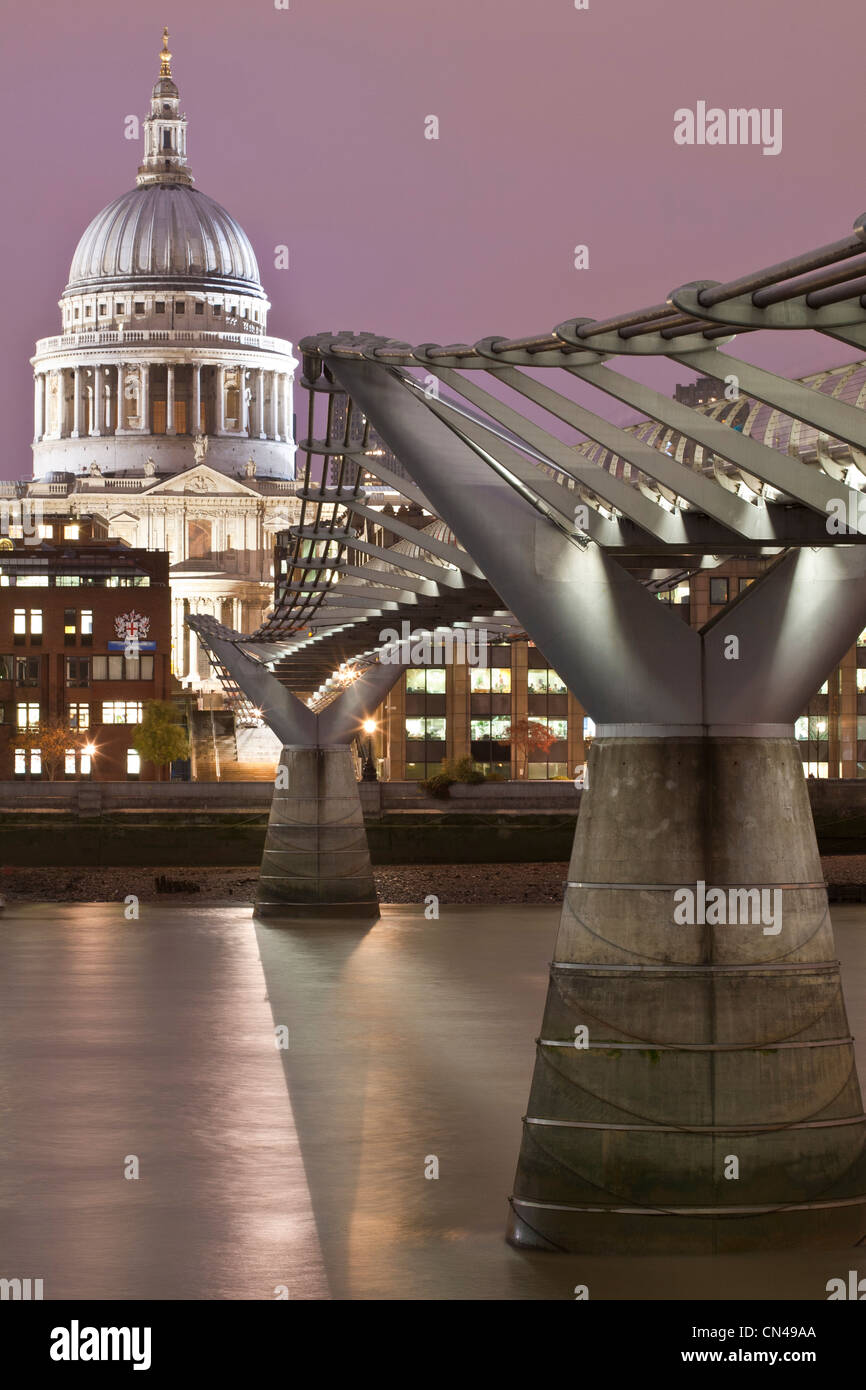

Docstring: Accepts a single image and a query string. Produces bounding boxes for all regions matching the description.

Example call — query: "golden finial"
[159,27,172,78]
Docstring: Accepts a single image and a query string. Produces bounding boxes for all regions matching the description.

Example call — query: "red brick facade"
[0,524,171,781]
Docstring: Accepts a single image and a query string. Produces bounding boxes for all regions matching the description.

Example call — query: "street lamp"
[361,719,378,782]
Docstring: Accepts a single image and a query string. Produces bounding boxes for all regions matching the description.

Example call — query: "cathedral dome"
[63,184,265,298]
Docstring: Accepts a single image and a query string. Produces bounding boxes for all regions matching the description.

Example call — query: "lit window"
[101,701,143,724]
[127,748,141,777]
[64,524,80,540]
[64,749,76,776]
[64,609,76,645]
[547,670,566,694]
[81,610,93,645]
[30,609,43,639]
[68,703,89,730]
[470,718,492,739]
[528,670,548,694]
[15,576,49,587]
[583,717,596,740]
[16,702,39,728]
[13,609,25,640]
[470,669,491,693]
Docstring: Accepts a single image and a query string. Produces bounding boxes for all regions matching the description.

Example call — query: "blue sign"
[107,641,157,651]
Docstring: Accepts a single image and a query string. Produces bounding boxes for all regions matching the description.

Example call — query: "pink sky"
[2,0,864,477]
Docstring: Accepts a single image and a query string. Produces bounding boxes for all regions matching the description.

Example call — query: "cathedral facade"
[23,31,302,685]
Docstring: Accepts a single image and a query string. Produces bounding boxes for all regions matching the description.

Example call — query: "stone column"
[216,366,226,434]
[506,730,866,1254]
[115,364,125,433]
[140,364,150,434]
[33,372,44,443]
[270,371,279,440]
[240,368,250,437]
[71,368,82,438]
[257,368,266,438]
[281,373,291,443]
[88,366,102,435]
[166,364,175,435]
[191,364,202,435]
[255,745,379,920]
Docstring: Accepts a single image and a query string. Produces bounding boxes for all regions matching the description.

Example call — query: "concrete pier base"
[507,734,866,1253]
[254,745,379,923]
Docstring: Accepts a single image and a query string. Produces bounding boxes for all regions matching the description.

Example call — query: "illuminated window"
[14,748,40,777]
[127,748,141,777]
[68,703,89,730]
[64,609,76,646]
[64,524,80,540]
[16,702,39,728]
[101,701,143,724]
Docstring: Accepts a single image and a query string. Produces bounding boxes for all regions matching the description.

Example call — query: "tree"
[17,717,87,782]
[133,700,189,774]
[507,717,555,778]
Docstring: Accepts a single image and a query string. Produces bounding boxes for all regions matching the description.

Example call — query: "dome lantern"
[137,27,193,189]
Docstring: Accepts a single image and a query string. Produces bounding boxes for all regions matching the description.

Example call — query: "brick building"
[0,517,171,780]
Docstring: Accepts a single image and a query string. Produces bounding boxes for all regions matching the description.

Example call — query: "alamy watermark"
[673,880,782,936]
[674,103,782,157]
[0,499,44,545]
[379,621,489,666]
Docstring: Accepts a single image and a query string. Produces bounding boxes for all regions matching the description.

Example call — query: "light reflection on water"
[0,901,864,1300]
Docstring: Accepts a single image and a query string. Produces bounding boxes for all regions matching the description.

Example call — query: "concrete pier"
[507,734,866,1253]
[254,745,379,922]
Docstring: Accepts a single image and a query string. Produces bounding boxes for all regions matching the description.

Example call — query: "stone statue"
[244,458,257,479]
[193,434,209,464]
[88,460,102,477]
[143,457,156,477]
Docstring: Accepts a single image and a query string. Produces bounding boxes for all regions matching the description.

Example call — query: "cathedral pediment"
[148,464,262,497]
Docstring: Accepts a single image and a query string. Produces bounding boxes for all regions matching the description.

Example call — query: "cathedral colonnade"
[33,360,293,445]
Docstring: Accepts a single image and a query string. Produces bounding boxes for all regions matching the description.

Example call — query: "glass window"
[527,670,548,694]
[64,749,76,776]
[406,669,426,694]
[81,610,93,644]
[425,717,446,740]
[65,657,90,688]
[127,748,141,777]
[141,655,154,680]
[709,577,729,606]
[30,609,42,639]
[17,656,40,686]
[547,670,566,694]
[491,668,511,693]
[426,669,446,694]
[14,748,25,775]
[548,718,568,741]
[108,655,123,680]
[490,716,511,739]
[92,656,107,680]
[16,702,39,728]
[470,718,491,739]
[125,657,140,681]
[583,717,596,740]
[794,716,809,741]
[13,609,25,638]
[64,609,76,645]
[405,717,426,740]
[16,575,49,587]
[858,669,866,692]
[0,655,13,680]
[470,668,491,693]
